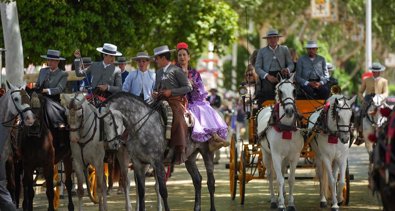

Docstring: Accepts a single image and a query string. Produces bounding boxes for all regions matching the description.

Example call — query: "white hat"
[369,62,385,72]
[40,49,65,60]
[305,40,319,48]
[262,29,282,38]
[131,52,152,60]
[153,45,175,56]
[96,43,122,56]
[326,63,335,71]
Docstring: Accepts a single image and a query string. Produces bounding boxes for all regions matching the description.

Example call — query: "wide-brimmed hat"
[131,52,151,61]
[96,43,122,56]
[326,63,335,71]
[115,57,130,65]
[40,49,65,60]
[82,57,92,65]
[305,40,319,48]
[209,88,218,93]
[262,29,282,38]
[153,45,175,56]
[369,62,385,72]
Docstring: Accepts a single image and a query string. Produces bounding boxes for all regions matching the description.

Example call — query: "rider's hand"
[281,68,289,78]
[161,89,172,98]
[152,91,159,99]
[97,84,108,91]
[42,89,49,94]
[308,82,316,88]
[266,75,279,84]
[74,49,81,58]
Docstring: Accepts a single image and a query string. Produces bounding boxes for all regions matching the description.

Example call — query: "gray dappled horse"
[0,82,35,211]
[105,92,217,211]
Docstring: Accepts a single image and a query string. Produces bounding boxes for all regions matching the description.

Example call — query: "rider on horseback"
[355,62,389,145]
[36,49,68,129]
[74,43,123,102]
[152,45,193,164]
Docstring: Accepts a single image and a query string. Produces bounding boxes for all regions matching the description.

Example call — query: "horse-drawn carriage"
[229,77,352,210]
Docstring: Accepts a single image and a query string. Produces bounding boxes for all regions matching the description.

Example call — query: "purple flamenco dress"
[186,69,228,142]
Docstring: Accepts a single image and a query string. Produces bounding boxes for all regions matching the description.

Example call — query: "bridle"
[365,98,384,128]
[276,80,297,123]
[67,99,97,142]
[99,109,123,143]
[331,97,353,136]
[2,90,32,127]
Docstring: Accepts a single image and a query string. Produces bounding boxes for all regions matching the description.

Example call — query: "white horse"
[257,74,304,211]
[62,94,107,211]
[308,94,356,211]
[362,94,387,154]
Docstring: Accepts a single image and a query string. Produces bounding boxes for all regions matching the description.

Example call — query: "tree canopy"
[0,0,238,64]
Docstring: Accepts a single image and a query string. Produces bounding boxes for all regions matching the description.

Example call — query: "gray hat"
[82,57,92,65]
[153,45,175,56]
[326,63,335,71]
[369,62,385,72]
[305,40,319,48]
[262,29,282,38]
[115,57,130,65]
[40,49,65,60]
[131,52,152,61]
[96,43,122,56]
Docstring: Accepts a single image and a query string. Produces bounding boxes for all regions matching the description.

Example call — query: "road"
[24,144,382,211]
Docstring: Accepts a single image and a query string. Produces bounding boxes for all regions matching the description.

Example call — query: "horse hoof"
[287,206,296,211]
[68,203,74,211]
[331,208,339,211]
[278,208,285,211]
[270,202,278,209]
[337,201,344,206]
[320,202,327,208]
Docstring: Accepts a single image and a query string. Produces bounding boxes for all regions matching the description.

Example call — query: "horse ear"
[349,95,357,105]
[6,80,15,90]
[289,73,295,82]
[278,73,283,81]
[19,82,27,90]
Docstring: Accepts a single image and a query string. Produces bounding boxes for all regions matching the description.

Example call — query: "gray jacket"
[154,64,192,96]
[295,55,329,86]
[36,67,68,95]
[74,60,121,93]
[255,45,294,79]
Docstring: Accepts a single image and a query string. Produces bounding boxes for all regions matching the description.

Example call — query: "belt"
[308,79,320,82]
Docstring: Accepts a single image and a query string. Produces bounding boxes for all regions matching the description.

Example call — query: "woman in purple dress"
[176,42,229,151]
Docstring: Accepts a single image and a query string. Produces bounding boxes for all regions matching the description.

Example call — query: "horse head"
[329,95,357,143]
[101,109,127,149]
[5,81,35,126]
[275,74,296,119]
[366,94,386,127]
[62,93,87,142]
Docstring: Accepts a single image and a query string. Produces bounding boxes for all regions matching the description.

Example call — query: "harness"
[1,90,32,128]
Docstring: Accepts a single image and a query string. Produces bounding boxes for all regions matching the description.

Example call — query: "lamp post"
[365,0,372,71]
[0,48,6,87]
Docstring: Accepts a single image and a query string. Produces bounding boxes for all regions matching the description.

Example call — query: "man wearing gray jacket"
[296,40,330,99]
[74,43,122,98]
[255,29,294,106]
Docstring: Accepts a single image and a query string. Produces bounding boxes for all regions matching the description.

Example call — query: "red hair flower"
[177,42,188,50]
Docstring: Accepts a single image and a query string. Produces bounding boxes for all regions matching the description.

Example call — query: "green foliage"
[0,0,238,65]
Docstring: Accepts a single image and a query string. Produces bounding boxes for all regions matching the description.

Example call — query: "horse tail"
[162,101,173,139]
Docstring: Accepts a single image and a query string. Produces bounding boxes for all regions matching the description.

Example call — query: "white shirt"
[122,69,156,101]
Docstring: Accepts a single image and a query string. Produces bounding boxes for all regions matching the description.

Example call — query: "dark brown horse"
[370,108,395,211]
[17,92,74,211]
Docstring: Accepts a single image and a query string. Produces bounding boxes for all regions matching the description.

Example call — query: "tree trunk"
[1,1,24,87]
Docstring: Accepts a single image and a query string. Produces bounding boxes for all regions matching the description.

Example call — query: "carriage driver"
[355,62,389,145]
[254,29,294,106]
[74,43,123,99]
[152,45,193,165]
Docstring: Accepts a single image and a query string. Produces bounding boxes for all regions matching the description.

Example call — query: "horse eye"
[13,97,19,102]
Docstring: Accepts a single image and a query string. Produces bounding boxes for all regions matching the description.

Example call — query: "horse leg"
[336,158,347,206]
[133,162,146,211]
[271,153,286,210]
[6,157,16,204]
[15,161,22,208]
[153,160,169,211]
[287,158,298,211]
[201,148,216,211]
[263,152,277,208]
[72,163,85,211]
[22,167,34,211]
[322,158,339,210]
[116,147,131,211]
[43,162,55,211]
[94,160,107,211]
[63,155,74,211]
[185,152,202,211]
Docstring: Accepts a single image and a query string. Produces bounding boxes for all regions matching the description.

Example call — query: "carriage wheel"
[53,164,60,209]
[229,133,238,200]
[85,165,99,204]
[239,150,246,205]
[341,160,350,206]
